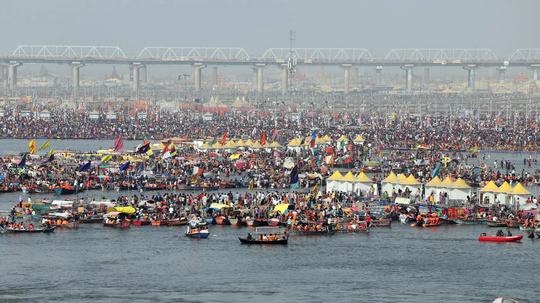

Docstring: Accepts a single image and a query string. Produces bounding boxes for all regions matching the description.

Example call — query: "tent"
[381,172,398,194]
[339,171,355,192]
[494,181,513,206]
[400,175,422,196]
[353,135,365,143]
[353,172,373,195]
[326,170,344,192]
[448,178,471,201]
[479,181,499,204]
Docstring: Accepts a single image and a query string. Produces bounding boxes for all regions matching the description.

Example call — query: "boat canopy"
[272,204,290,214]
[208,203,230,210]
[106,206,136,214]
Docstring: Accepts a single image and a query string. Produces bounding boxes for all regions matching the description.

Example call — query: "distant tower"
[111,66,118,79]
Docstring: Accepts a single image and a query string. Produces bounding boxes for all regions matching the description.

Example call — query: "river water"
[0,139,538,302]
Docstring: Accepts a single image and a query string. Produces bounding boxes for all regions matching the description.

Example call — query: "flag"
[170,145,177,157]
[79,161,92,172]
[48,153,55,162]
[209,138,217,145]
[116,156,124,163]
[147,149,154,156]
[191,174,198,184]
[344,156,353,164]
[162,140,171,154]
[120,161,130,171]
[472,144,478,153]
[193,166,203,176]
[260,132,266,146]
[221,133,228,146]
[162,151,171,159]
[101,154,112,162]
[47,148,55,158]
[272,128,278,141]
[300,136,306,145]
[311,130,317,142]
[136,143,150,154]
[273,151,281,157]
[325,155,334,164]
[313,184,318,197]
[114,135,124,152]
[18,153,27,168]
[290,165,299,189]
[249,179,254,192]
[431,165,441,179]
[38,140,50,151]
[29,139,36,154]
[143,134,149,145]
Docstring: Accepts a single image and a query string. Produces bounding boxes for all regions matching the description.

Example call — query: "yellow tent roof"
[480,181,499,192]
[337,135,347,141]
[353,135,365,142]
[271,141,282,147]
[495,181,513,193]
[449,178,471,189]
[341,171,355,181]
[511,183,531,195]
[425,176,441,187]
[396,174,408,183]
[315,137,326,145]
[211,142,223,149]
[401,175,421,185]
[200,143,212,149]
[287,139,299,146]
[354,172,372,183]
[250,141,263,148]
[223,140,237,148]
[327,170,344,180]
[244,139,253,146]
[440,177,454,187]
[236,139,245,146]
[381,172,397,183]
[157,142,166,149]
[323,135,332,142]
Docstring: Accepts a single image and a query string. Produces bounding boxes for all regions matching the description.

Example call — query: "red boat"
[215,216,230,225]
[133,219,151,226]
[373,219,391,227]
[151,220,169,226]
[478,234,523,242]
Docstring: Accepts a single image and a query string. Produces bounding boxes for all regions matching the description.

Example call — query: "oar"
[288,239,301,245]
[372,223,384,232]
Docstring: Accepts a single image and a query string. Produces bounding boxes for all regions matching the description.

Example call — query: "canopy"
[401,175,421,185]
[354,172,372,183]
[396,174,408,184]
[271,141,282,147]
[381,172,397,183]
[495,181,513,193]
[107,206,136,214]
[327,170,344,180]
[250,141,263,148]
[425,176,441,187]
[449,178,470,189]
[440,177,454,187]
[353,135,365,142]
[322,135,332,142]
[341,171,355,181]
[244,139,253,146]
[480,181,499,192]
[395,197,411,205]
[272,204,290,214]
[236,139,246,146]
[288,139,300,146]
[511,183,531,195]
[208,203,230,210]
[337,135,347,141]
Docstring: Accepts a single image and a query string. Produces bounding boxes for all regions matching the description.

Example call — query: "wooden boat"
[185,222,209,238]
[151,220,169,226]
[215,216,230,225]
[478,234,523,242]
[51,221,79,228]
[268,218,282,226]
[372,219,391,227]
[167,219,188,226]
[177,185,219,191]
[103,220,130,228]
[239,237,288,245]
[229,217,245,226]
[453,218,487,225]
[487,220,507,227]
[54,187,77,195]
[133,219,151,226]
[422,222,441,227]
[79,216,103,223]
[506,220,520,228]
[440,218,457,224]
[5,226,56,233]
[290,228,337,236]
[335,228,370,233]
[246,219,267,226]
[219,180,235,189]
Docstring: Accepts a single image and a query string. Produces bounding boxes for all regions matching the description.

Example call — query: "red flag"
[260,132,266,146]
[221,133,228,146]
[114,135,124,152]
[272,128,278,140]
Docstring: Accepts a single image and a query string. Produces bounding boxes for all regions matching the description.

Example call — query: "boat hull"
[186,231,209,239]
[487,221,507,227]
[478,235,523,242]
[5,227,56,233]
[133,220,151,226]
[238,237,287,244]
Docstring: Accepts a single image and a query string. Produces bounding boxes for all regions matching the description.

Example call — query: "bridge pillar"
[69,63,85,91]
[496,66,506,84]
[212,67,218,87]
[129,64,145,92]
[528,66,539,81]
[251,66,267,94]
[353,67,359,85]
[463,66,478,90]
[375,66,383,83]
[424,68,430,86]
[279,65,288,94]
[400,66,415,92]
[251,67,258,88]
[3,62,22,91]
[341,66,352,94]
[140,66,147,84]
[190,64,206,92]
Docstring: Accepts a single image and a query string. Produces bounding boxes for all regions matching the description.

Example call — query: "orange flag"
[221,133,228,146]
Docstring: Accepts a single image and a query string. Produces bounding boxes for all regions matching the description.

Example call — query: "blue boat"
[206,216,216,224]
[54,188,77,195]
[185,221,210,239]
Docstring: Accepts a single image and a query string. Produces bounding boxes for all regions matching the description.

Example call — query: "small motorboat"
[5,226,56,233]
[185,221,209,239]
[133,219,151,226]
[239,237,288,245]
[487,220,507,227]
[478,233,523,242]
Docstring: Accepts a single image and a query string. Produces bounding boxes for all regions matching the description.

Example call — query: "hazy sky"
[2,0,539,58]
